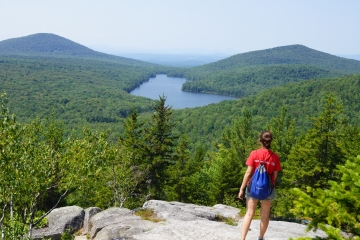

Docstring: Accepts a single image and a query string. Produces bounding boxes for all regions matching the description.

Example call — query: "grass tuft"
[134,208,165,223]
[215,214,238,226]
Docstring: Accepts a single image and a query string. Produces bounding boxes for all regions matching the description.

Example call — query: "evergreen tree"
[118,109,148,206]
[189,144,207,173]
[118,109,146,166]
[283,93,346,190]
[290,155,360,239]
[221,109,256,162]
[164,135,191,201]
[182,166,215,206]
[336,123,360,161]
[208,109,257,204]
[144,95,178,199]
[265,106,297,217]
[266,106,296,164]
[167,143,208,203]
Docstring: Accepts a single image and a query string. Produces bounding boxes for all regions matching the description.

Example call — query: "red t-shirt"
[245,149,282,187]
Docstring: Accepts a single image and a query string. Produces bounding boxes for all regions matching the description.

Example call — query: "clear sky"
[0,0,359,55]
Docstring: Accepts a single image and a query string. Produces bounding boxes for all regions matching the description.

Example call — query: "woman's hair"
[259,130,273,149]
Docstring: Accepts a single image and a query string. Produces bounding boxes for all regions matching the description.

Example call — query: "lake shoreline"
[130,74,237,109]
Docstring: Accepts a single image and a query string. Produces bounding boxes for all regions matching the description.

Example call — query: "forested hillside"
[172,74,360,149]
[174,45,360,97]
[0,56,170,135]
[0,34,184,136]
[188,44,360,72]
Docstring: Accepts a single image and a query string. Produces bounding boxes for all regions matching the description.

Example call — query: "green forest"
[0,55,176,139]
[0,33,360,239]
[1,92,359,239]
[170,45,360,97]
[172,74,360,150]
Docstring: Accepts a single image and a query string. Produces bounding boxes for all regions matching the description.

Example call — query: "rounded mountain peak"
[0,33,94,56]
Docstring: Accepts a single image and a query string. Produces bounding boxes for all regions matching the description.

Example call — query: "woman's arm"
[273,171,278,181]
[238,166,253,199]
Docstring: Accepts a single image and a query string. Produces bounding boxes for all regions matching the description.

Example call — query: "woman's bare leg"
[259,200,272,239]
[241,198,258,240]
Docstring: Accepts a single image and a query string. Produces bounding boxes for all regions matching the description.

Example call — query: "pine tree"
[118,109,146,166]
[209,109,257,204]
[283,93,346,190]
[164,135,191,201]
[290,155,360,239]
[144,95,178,199]
[265,106,297,217]
[169,144,208,203]
[117,109,148,206]
[266,106,296,164]
[221,109,256,162]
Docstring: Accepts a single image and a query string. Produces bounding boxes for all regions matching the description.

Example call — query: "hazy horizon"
[0,1,359,56]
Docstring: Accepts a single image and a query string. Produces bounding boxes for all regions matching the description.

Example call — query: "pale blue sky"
[0,0,359,55]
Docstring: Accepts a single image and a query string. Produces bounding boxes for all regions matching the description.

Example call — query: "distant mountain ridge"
[338,54,360,61]
[193,44,360,73]
[0,33,156,66]
[0,33,93,54]
[2,32,360,102]
[178,44,360,97]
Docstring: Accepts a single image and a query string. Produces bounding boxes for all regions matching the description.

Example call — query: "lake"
[130,75,237,109]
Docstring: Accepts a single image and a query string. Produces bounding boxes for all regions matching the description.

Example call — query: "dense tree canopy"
[1,90,360,239]
[291,155,360,239]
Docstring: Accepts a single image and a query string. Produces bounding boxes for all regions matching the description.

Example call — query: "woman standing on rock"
[238,131,282,240]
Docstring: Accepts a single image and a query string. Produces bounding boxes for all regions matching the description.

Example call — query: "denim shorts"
[245,186,276,200]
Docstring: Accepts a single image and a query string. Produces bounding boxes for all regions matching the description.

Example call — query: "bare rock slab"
[32,206,84,240]
[132,219,326,240]
[142,200,241,221]
[88,207,158,240]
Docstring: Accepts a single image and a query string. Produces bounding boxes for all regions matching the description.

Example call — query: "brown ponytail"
[259,130,273,149]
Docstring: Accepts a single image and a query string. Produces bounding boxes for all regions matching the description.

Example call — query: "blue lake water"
[130,74,237,109]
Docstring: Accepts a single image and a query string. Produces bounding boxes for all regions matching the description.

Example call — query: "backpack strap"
[257,150,273,175]
[265,151,273,175]
[264,151,273,163]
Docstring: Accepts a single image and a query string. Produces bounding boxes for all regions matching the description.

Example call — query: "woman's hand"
[238,166,253,200]
[238,188,245,200]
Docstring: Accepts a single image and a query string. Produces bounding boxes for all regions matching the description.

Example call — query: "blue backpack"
[249,152,274,200]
